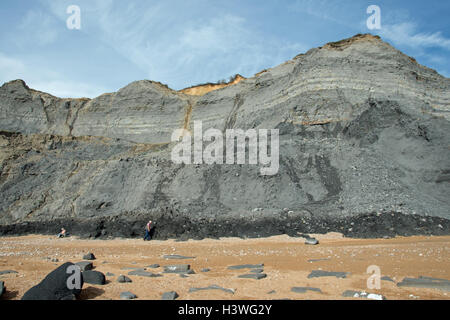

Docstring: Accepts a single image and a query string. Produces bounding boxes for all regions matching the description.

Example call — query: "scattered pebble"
[120,291,137,300]
[162,291,179,300]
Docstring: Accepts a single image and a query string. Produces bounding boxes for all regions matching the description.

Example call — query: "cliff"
[0,34,449,239]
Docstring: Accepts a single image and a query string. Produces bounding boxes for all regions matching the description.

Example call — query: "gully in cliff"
[171,121,279,176]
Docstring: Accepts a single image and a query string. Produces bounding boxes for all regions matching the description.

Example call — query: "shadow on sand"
[79,286,105,300]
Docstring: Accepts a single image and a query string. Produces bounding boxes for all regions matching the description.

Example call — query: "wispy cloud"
[14,9,61,47]
[43,0,308,89]
[378,22,450,51]
[0,52,107,98]
[371,20,450,77]
[289,0,361,30]
[2,0,447,96]
[0,52,26,80]
[30,80,108,98]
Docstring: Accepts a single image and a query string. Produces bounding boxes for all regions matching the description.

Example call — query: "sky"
[0,0,449,98]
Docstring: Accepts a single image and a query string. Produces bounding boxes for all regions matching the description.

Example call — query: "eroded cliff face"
[0,34,449,239]
[179,74,246,96]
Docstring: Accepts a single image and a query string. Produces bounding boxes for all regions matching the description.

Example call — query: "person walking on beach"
[57,227,66,238]
[144,220,152,241]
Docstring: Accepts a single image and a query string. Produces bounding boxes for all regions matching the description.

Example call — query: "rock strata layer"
[0,34,449,239]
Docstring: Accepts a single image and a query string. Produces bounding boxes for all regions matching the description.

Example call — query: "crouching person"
[57,227,66,238]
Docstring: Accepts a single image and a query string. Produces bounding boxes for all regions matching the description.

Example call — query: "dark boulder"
[83,253,96,260]
[120,291,137,300]
[291,287,322,293]
[305,238,319,245]
[22,262,83,300]
[0,270,18,275]
[250,268,264,274]
[75,261,93,271]
[117,275,132,283]
[307,270,350,279]
[128,270,162,278]
[381,276,395,282]
[163,255,195,260]
[82,270,106,285]
[162,291,179,300]
[0,281,4,297]
[238,273,267,280]
[397,276,450,291]
[189,285,235,294]
[228,264,264,270]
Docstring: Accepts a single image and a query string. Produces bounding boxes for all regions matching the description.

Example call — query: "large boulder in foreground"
[75,261,93,271]
[22,262,83,300]
[82,270,106,285]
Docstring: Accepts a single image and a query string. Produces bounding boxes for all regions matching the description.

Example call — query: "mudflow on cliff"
[0,34,449,239]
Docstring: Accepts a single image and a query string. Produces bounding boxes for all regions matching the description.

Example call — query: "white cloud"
[0,53,26,80]
[374,21,450,78]
[423,54,447,65]
[289,0,358,29]
[30,80,107,98]
[0,52,107,98]
[139,14,307,87]
[42,0,308,89]
[14,9,61,47]
[379,22,450,51]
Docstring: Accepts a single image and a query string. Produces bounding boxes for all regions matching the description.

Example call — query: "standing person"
[144,220,152,241]
[57,227,66,238]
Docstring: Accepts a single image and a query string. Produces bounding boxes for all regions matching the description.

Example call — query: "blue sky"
[0,0,449,98]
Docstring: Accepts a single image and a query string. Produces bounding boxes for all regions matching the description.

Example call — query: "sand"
[0,233,449,300]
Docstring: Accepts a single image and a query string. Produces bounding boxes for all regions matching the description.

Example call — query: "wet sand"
[0,233,449,300]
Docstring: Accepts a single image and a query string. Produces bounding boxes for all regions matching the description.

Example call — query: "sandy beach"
[0,233,449,300]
